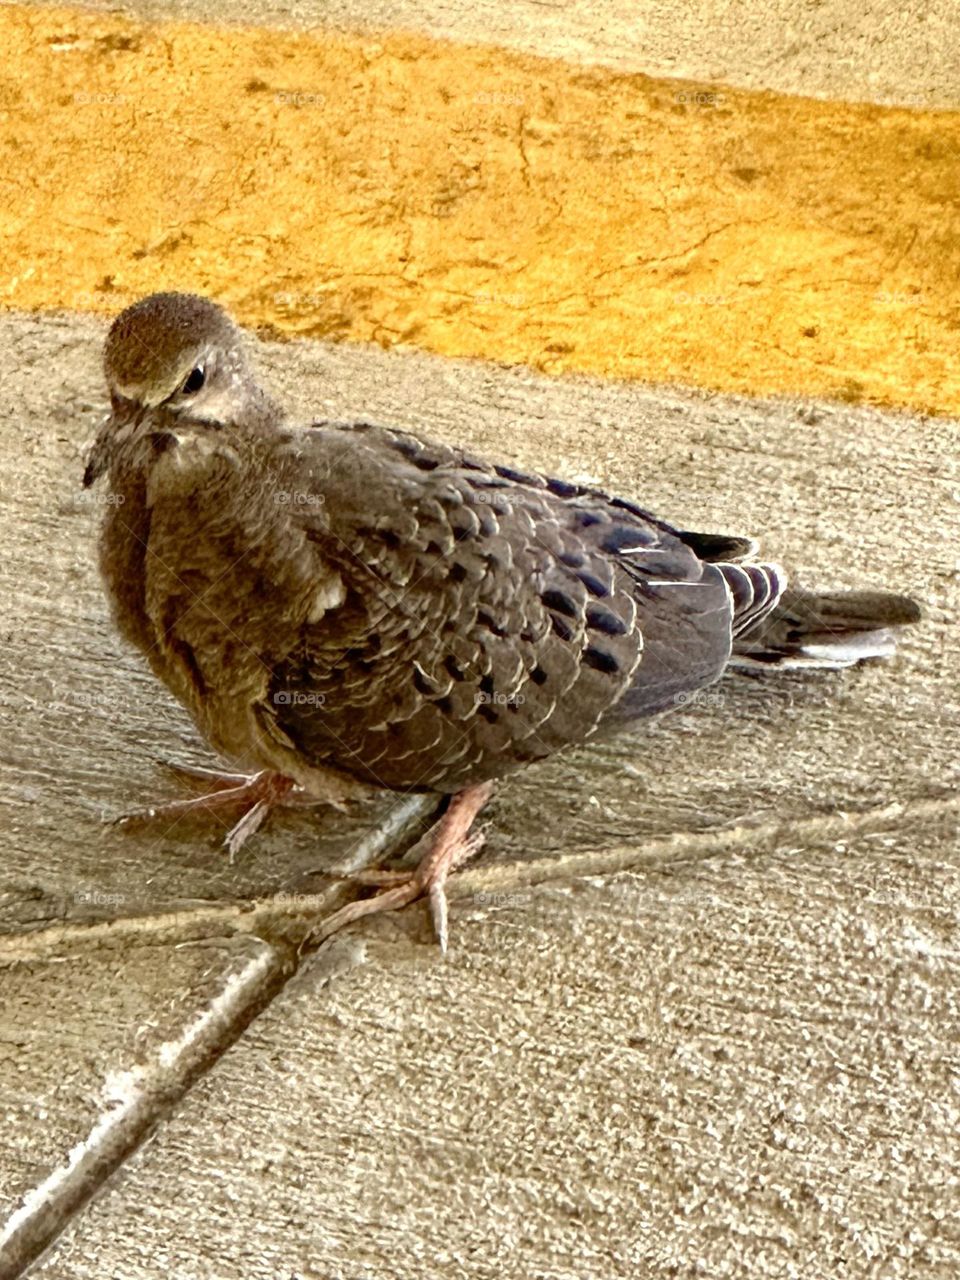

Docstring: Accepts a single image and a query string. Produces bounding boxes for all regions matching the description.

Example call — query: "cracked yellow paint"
[2,4,959,413]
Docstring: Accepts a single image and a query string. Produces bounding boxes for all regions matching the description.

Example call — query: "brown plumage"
[83,292,922,948]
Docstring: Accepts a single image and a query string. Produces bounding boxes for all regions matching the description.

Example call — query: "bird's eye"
[180,365,206,394]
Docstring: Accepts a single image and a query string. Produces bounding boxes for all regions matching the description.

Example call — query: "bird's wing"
[263,421,734,792]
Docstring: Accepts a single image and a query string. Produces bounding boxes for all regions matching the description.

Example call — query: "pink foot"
[313,781,494,953]
[111,765,324,860]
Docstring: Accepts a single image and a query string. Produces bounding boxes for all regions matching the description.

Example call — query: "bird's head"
[84,292,261,487]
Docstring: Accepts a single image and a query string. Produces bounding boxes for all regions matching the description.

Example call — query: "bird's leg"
[109,764,351,860]
[158,760,345,808]
[155,760,264,790]
[313,780,494,953]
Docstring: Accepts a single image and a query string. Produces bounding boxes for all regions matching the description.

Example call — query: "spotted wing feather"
[263,422,735,792]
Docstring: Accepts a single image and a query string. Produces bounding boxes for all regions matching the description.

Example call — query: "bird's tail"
[711,557,922,671]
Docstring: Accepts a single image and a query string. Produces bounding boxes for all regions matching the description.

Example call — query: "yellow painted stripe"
[2,5,958,413]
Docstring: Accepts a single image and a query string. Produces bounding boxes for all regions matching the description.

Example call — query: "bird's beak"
[82,397,144,488]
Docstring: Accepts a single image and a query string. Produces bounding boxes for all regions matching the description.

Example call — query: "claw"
[428,882,449,955]
[312,781,494,951]
[223,798,273,863]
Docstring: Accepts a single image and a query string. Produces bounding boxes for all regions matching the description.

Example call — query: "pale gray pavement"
[1,309,958,1277]
[8,0,960,107]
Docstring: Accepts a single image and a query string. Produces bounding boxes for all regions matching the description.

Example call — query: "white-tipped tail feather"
[718,566,921,671]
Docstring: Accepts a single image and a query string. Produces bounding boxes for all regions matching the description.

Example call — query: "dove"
[83,292,921,950]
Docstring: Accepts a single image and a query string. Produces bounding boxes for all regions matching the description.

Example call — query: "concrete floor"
[11,0,960,106]
[1,310,957,1278]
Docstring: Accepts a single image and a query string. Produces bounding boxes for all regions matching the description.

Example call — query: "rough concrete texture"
[0,935,283,1274]
[31,817,960,1279]
[1,310,958,1276]
[2,5,959,413]
[12,0,960,108]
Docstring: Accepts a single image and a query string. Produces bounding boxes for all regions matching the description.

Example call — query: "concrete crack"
[448,793,960,901]
[0,793,436,1279]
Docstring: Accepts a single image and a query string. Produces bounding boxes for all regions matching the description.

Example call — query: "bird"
[83,291,922,951]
